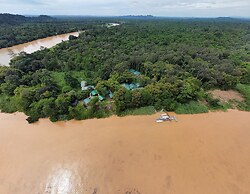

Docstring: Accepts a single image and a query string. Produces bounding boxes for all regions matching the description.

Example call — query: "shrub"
[236,84,250,111]
[0,95,18,113]
[175,101,209,114]
[119,106,156,116]
[26,116,39,123]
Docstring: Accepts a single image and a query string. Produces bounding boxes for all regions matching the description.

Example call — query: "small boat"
[156,119,164,123]
[156,112,177,123]
[161,113,170,120]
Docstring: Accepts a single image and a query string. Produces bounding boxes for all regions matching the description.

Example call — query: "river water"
[0,32,79,66]
[0,110,249,194]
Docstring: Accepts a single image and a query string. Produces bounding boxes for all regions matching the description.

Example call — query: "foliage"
[0,95,18,113]
[0,17,250,122]
[175,101,209,114]
[119,106,156,116]
[236,84,250,111]
[0,14,110,48]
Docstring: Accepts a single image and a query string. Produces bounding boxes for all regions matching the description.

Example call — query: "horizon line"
[1,13,250,19]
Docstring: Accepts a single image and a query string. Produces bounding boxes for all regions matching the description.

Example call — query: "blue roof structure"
[122,83,140,90]
[104,90,110,95]
[129,83,137,90]
[98,95,104,101]
[129,69,141,76]
[83,98,91,105]
[91,90,98,96]
[109,93,113,99]
[122,83,131,90]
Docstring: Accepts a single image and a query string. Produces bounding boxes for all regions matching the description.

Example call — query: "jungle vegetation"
[0,14,112,48]
[0,17,249,122]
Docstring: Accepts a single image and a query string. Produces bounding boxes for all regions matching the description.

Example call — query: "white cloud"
[0,0,249,17]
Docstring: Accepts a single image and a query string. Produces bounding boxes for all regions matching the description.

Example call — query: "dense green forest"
[0,14,111,48]
[0,17,249,123]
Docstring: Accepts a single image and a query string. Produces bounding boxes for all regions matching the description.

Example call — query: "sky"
[0,0,250,17]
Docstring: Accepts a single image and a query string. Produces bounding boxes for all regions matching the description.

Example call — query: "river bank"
[0,31,79,66]
[0,110,249,194]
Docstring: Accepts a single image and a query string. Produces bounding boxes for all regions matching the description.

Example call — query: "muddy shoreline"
[0,110,250,194]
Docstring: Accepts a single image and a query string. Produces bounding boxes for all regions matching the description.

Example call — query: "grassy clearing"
[236,84,250,111]
[175,101,209,114]
[70,71,87,82]
[51,72,66,88]
[119,106,156,116]
[51,71,87,89]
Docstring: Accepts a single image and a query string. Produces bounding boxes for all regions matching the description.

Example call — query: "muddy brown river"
[0,32,79,66]
[0,110,250,194]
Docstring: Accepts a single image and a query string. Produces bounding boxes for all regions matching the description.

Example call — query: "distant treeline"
[0,14,118,48]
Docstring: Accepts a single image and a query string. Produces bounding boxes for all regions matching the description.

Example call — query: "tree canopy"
[0,17,249,122]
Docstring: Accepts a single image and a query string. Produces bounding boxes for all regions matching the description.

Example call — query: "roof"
[104,89,110,95]
[83,85,95,90]
[83,98,91,105]
[82,86,89,91]
[98,95,104,101]
[122,83,140,90]
[91,90,98,96]
[122,83,131,90]
[129,69,141,76]
[81,81,86,88]
[109,93,113,99]
[130,83,139,90]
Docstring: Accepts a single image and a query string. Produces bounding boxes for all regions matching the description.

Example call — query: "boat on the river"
[156,113,177,123]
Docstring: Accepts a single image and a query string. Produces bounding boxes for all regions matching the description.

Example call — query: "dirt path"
[210,89,244,102]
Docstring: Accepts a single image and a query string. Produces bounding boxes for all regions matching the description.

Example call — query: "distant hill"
[119,15,155,19]
[35,15,54,22]
[215,17,243,21]
[215,17,250,22]
[0,13,55,25]
[0,13,28,24]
